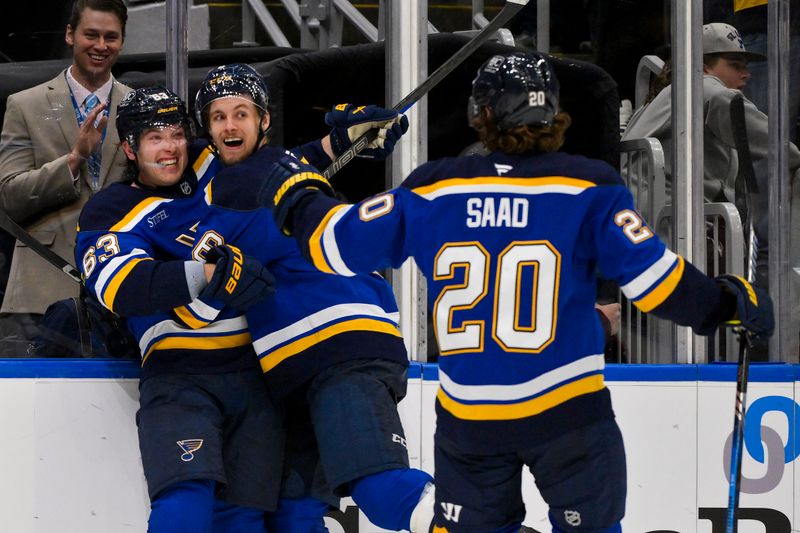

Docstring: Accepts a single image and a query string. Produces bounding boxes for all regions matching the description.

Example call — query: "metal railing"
[238,0,534,50]
[617,138,746,363]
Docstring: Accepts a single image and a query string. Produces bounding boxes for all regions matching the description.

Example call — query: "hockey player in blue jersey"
[258,52,775,533]
[76,87,287,533]
[188,63,436,533]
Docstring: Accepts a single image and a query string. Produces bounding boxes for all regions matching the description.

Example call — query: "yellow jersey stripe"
[141,331,252,365]
[192,145,215,175]
[436,374,604,421]
[412,176,596,196]
[308,204,348,274]
[734,0,766,12]
[259,318,401,373]
[102,257,153,312]
[634,256,685,312]
[174,305,211,329]
[110,198,169,232]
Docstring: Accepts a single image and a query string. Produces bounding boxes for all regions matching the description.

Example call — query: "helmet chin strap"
[255,109,271,149]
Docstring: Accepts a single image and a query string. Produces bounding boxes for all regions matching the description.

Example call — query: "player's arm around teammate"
[76,87,287,533]
[186,64,437,533]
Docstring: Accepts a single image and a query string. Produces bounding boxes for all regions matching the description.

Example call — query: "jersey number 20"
[434,240,560,355]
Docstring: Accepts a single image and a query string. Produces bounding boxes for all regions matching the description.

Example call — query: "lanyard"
[65,71,112,143]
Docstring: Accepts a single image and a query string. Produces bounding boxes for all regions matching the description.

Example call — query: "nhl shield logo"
[180,181,192,195]
[177,439,204,462]
[564,509,582,527]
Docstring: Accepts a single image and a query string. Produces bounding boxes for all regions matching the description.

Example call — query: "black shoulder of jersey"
[78,182,153,231]
[541,152,625,187]
[189,139,211,161]
[401,156,461,190]
[210,145,290,211]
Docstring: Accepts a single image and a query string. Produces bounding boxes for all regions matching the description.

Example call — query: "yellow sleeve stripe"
[633,256,685,313]
[436,374,604,421]
[412,176,596,196]
[174,305,211,329]
[192,145,215,174]
[110,197,167,232]
[141,332,252,365]
[258,318,401,373]
[734,0,766,12]
[308,204,348,274]
[102,257,153,312]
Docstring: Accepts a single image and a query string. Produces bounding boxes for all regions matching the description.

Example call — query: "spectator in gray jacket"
[0,0,131,355]
[623,22,799,209]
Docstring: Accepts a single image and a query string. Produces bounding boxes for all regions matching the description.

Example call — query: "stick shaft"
[323,0,530,179]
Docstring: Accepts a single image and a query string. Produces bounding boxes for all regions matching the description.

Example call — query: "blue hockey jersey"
[194,145,408,397]
[76,144,256,378]
[288,150,735,452]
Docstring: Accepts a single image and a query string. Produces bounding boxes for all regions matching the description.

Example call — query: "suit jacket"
[0,71,132,314]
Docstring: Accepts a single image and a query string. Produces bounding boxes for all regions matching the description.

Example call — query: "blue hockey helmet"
[116,86,194,150]
[194,63,270,129]
[468,52,560,131]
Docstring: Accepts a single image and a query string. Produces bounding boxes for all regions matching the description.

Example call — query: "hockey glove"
[326,103,409,159]
[715,274,774,338]
[259,155,335,233]
[200,244,276,311]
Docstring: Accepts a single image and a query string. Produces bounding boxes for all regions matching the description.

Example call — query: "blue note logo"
[177,439,204,462]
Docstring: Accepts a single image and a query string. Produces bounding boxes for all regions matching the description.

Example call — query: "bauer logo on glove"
[224,245,243,294]
[201,244,276,311]
[272,171,331,206]
[259,155,336,233]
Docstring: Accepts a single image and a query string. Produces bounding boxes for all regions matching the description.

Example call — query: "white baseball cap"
[702,23,766,61]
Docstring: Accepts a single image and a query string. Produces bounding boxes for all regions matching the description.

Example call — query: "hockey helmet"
[468,52,560,131]
[194,63,270,129]
[116,86,194,150]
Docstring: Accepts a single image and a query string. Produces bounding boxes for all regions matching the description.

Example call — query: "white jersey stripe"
[417,183,589,201]
[115,199,173,233]
[94,248,148,305]
[321,206,357,276]
[438,353,605,403]
[253,303,398,355]
[619,249,678,300]
[139,316,249,355]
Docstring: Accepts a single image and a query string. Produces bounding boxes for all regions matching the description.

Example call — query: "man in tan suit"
[0,0,131,354]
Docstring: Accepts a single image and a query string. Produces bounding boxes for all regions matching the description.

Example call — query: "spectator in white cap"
[622,22,794,208]
[621,22,800,360]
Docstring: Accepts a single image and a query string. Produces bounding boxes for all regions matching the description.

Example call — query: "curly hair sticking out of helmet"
[470,108,571,154]
[467,51,571,154]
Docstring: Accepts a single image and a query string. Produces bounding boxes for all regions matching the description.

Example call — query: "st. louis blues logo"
[177,439,204,462]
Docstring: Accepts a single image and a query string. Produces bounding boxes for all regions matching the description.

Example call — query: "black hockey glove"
[326,103,409,159]
[200,244,276,311]
[715,274,774,338]
[259,155,335,233]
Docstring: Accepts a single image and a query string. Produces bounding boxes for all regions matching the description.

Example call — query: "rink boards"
[0,360,797,533]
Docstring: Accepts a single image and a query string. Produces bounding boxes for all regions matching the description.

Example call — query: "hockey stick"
[322,0,531,179]
[0,208,82,283]
[725,92,758,533]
